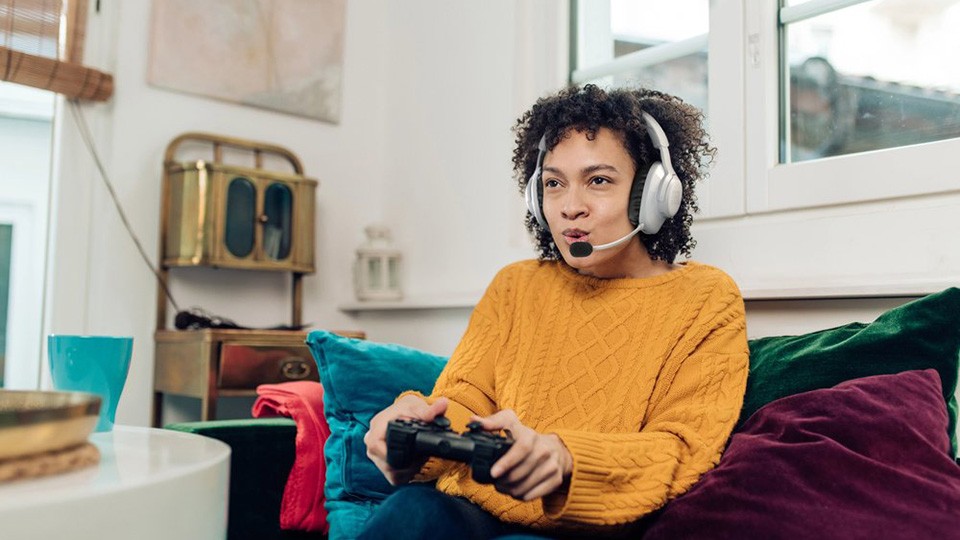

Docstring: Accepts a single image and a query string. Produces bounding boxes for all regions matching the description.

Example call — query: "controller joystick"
[386,415,513,484]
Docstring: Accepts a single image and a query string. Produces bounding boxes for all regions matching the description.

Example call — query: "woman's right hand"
[364,394,449,485]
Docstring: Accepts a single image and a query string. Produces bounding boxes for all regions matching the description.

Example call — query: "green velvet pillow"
[739,287,960,456]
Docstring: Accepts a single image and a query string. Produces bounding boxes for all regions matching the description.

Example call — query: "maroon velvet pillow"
[643,369,960,539]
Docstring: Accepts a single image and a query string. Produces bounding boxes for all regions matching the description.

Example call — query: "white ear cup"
[661,174,682,216]
[637,163,667,234]
[525,174,548,230]
[525,136,550,231]
[634,112,682,234]
[636,165,682,235]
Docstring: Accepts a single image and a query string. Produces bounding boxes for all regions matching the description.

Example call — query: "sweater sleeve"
[542,284,749,526]
[396,264,514,480]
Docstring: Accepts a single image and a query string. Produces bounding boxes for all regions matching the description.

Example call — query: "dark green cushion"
[166,418,300,540]
[739,287,960,456]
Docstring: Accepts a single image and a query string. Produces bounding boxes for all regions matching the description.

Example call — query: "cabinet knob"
[280,358,312,380]
[257,214,269,224]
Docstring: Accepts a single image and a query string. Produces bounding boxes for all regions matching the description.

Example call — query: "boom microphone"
[570,222,644,258]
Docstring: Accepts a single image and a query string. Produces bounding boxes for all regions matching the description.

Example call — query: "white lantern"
[353,225,403,301]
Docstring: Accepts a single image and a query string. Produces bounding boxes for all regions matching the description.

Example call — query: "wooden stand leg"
[201,345,220,421]
[201,384,218,421]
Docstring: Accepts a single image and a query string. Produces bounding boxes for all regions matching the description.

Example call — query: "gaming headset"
[523,111,682,241]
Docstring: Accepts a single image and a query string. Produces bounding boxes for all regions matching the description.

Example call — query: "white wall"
[744,296,914,339]
[357,0,568,352]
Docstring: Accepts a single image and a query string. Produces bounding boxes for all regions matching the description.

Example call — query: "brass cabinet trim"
[165,160,319,187]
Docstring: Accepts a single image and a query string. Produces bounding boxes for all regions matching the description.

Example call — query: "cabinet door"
[261,181,293,261]
[224,176,257,258]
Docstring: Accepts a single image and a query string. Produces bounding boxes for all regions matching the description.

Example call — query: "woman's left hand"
[469,410,573,501]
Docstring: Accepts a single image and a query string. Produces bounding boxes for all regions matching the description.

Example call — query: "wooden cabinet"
[156,133,317,330]
[152,329,364,426]
[152,134,361,426]
[162,160,316,274]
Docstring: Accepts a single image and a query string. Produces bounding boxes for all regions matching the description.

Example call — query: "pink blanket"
[252,381,330,533]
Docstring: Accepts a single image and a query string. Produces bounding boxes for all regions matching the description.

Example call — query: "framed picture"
[148,0,346,123]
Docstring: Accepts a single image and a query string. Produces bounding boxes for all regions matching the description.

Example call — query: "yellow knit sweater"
[402,259,748,532]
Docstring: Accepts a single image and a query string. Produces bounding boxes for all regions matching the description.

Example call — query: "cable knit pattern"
[401,259,748,533]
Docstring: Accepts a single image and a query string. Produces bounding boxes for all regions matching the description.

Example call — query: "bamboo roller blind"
[1,0,112,101]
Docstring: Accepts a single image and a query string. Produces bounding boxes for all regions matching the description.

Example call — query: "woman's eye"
[544,179,560,188]
[590,177,610,185]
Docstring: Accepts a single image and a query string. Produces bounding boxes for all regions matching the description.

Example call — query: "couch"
[168,288,960,540]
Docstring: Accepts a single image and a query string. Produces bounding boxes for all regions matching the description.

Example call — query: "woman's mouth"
[561,229,589,245]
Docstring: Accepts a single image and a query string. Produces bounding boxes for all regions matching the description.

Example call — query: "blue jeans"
[357,484,555,540]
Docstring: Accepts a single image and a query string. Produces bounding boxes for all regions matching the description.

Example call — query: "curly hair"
[512,84,715,264]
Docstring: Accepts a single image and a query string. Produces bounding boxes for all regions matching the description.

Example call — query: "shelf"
[338,293,481,313]
[341,280,948,311]
[741,279,955,301]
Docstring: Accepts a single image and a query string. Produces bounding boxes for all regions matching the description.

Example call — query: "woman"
[360,84,749,539]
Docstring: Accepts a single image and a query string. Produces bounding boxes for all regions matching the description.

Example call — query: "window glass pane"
[367,258,381,288]
[388,258,400,289]
[611,0,708,58]
[608,53,708,113]
[224,177,255,257]
[262,182,293,260]
[783,0,960,162]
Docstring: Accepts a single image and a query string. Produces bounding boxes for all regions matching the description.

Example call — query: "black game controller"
[386,416,513,484]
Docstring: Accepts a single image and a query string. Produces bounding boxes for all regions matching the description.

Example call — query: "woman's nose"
[561,189,588,220]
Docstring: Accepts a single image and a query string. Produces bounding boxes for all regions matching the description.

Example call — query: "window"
[0,0,114,389]
[572,0,960,297]
[783,3,960,163]
[749,0,960,212]
[0,82,54,388]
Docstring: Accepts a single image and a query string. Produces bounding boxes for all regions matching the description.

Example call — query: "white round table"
[0,426,230,539]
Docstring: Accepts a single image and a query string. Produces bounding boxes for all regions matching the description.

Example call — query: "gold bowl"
[0,390,101,461]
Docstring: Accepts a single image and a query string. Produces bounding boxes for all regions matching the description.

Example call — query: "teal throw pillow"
[739,288,960,456]
[306,330,448,540]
